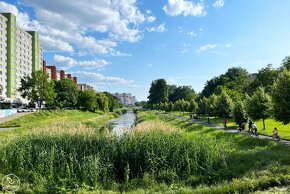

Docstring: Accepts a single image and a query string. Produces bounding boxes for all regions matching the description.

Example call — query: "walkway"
[170,114,290,147]
[0,112,32,131]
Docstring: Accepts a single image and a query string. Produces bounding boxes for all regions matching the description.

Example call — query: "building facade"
[77,83,93,91]
[112,93,136,106]
[0,12,43,102]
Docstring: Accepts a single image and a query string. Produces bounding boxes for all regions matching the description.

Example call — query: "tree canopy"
[271,70,290,124]
[148,79,168,104]
[245,87,271,129]
[18,71,55,108]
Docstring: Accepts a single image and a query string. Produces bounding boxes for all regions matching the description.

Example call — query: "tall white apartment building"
[0,12,43,102]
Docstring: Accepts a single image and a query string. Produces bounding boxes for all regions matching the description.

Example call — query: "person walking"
[248,120,253,132]
[223,117,228,128]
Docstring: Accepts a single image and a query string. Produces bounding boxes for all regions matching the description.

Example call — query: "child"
[272,127,280,140]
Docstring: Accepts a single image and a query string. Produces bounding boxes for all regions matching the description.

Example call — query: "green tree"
[281,56,290,70]
[18,71,56,108]
[248,64,279,94]
[205,94,218,117]
[148,79,168,104]
[96,92,109,112]
[271,70,290,124]
[232,101,247,125]
[103,92,122,112]
[215,91,233,118]
[78,90,97,112]
[168,85,196,102]
[197,97,207,115]
[188,99,198,113]
[201,76,222,97]
[245,87,271,129]
[54,78,79,108]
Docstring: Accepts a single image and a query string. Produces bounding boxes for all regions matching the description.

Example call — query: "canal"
[110,110,136,136]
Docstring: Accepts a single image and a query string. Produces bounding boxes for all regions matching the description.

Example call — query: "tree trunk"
[263,118,266,130]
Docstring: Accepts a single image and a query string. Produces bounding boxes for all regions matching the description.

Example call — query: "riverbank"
[1,110,290,193]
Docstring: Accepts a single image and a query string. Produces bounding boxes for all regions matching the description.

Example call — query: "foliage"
[215,91,233,118]
[271,70,290,124]
[54,78,79,108]
[103,92,123,112]
[78,89,97,112]
[197,97,207,115]
[148,79,168,104]
[168,85,196,102]
[188,99,198,113]
[96,92,109,112]
[245,87,271,129]
[248,64,279,94]
[18,71,56,108]
[232,101,247,125]
[205,94,218,116]
[281,56,290,71]
[201,67,249,97]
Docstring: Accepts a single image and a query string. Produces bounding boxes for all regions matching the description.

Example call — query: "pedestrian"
[248,120,253,132]
[223,117,228,128]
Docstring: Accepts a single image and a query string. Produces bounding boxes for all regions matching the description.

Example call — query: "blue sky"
[1,0,290,101]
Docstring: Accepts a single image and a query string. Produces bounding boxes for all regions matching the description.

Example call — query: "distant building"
[248,73,258,82]
[77,83,93,91]
[112,93,137,106]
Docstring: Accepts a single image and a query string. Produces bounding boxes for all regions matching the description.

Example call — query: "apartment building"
[77,83,93,91]
[112,93,136,106]
[0,12,43,102]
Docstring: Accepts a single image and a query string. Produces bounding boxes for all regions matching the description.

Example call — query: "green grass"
[171,112,290,140]
[1,110,290,193]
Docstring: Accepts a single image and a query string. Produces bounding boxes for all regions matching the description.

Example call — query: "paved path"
[0,112,32,124]
[0,112,32,131]
[166,114,290,147]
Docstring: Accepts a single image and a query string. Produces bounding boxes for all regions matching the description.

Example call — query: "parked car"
[29,108,37,112]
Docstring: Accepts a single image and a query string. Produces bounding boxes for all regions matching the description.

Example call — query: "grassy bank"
[171,111,290,140]
[1,110,290,193]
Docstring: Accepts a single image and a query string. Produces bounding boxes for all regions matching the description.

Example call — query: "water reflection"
[110,110,136,136]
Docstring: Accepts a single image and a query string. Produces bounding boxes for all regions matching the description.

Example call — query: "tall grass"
[0,118,227,192]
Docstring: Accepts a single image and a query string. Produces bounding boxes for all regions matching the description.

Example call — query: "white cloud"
[225,43,231,48]
[53,55,109,70]
[213,0,225,8]
[72,71,139,88]
[197,44,217,52]
[163,0,206,17]
[147,15,156,23]
[187,31,197,38]
[146,63,153,67]
[146,23,167,33]
[0,1,149,55]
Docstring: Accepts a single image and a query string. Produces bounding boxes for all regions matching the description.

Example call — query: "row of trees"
[148,79,196,104]
[147,56,290,128]
[19,71,123,112]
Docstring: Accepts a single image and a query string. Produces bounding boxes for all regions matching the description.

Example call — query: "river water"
[110,110,136,136]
